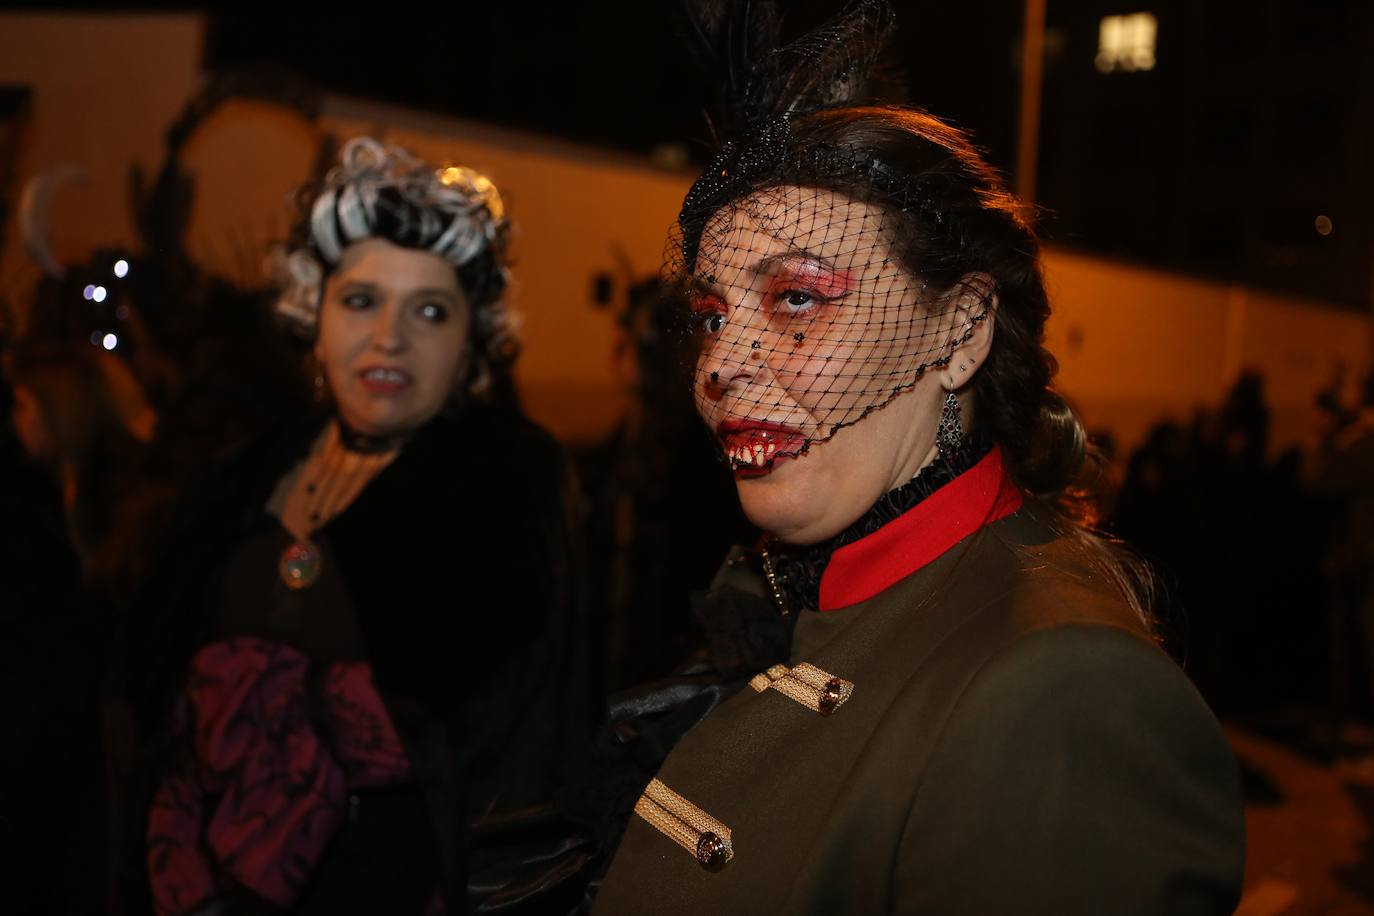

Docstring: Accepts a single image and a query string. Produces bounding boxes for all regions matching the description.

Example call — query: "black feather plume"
[682,0,897,141]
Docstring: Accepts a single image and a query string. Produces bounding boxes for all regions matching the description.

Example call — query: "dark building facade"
[1036,0,1374,307]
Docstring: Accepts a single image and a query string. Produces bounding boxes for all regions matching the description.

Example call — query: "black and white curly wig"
[277,137,518,396]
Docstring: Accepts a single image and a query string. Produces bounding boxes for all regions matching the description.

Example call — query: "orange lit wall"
[0,12,203,316]
[1044,248,1372,456]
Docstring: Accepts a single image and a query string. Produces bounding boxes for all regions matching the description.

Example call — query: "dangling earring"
[307,353,329,404]
[936,390,963,462]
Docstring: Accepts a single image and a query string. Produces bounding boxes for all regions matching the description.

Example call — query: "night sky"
[204,2,1022,168]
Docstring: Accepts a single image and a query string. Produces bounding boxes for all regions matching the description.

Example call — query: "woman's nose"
[369,301,406,352]
[699,310,770,398]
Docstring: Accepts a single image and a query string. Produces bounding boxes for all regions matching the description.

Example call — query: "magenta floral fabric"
[147,638,414,915]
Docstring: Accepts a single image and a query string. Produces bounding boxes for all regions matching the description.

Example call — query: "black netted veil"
[671,0,990,472]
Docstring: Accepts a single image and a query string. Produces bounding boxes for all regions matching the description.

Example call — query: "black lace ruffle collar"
[763,437,992,613]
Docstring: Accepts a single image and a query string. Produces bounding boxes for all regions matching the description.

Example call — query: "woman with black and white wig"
[115,138,588,915]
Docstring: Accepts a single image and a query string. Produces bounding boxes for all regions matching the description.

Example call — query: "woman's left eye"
[417,302,450,323]
[342,292,374,310]
[778,289,820,313]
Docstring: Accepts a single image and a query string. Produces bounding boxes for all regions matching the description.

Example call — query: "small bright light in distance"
[113,259,129,278]
[1096,13,1157,73]
[83,285,96,301]
[92,286,108,303]
[102,333,118,351]
[1315,215,1334,236]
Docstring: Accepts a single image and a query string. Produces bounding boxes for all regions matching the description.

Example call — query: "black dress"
[113,403,590,914]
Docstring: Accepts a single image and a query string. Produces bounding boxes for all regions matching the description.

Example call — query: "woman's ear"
[941,272,996,392]
[311,282,328,364]
[455,343,482,398]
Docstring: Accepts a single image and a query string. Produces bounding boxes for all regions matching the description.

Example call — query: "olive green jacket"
[593,505,1245,915]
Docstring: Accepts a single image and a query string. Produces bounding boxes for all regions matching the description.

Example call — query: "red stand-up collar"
[818,447,1023,612]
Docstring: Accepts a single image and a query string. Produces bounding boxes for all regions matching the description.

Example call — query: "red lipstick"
[357,365,413,395]
[717,419,807,476]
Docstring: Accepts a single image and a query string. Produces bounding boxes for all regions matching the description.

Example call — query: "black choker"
[336,421,405,455]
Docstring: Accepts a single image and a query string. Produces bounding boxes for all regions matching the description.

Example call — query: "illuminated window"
[1096,13,1158,73]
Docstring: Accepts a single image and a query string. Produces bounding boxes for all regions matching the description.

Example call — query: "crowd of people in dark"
[0,258,312,910]
[1109,371,1374,728]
